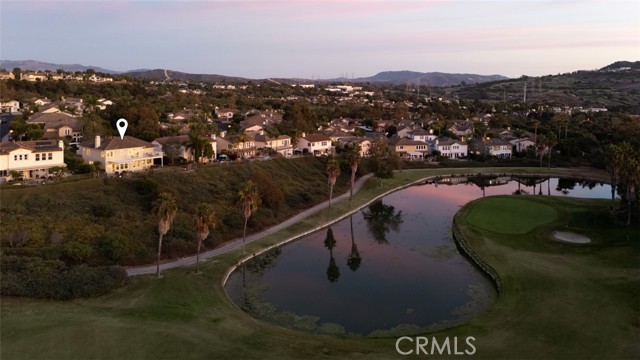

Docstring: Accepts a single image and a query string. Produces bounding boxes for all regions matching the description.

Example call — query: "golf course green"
[1,169,638,359]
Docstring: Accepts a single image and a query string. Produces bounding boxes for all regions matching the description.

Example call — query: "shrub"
[96,233,130,262]
[91,203,116,218]
[0,256,127,300]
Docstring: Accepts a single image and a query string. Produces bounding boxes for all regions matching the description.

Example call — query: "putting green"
[466,196,558,234]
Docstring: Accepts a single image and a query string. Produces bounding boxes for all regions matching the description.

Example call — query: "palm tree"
[621,156,640,225]
[344,143,361,201]
[239,180,260,254]
[194,203,217,273]
[152,192,178,278]
[186,131,212,167]
[537,134,547,168]
[324,227,340,283]
[604,143,625,211]
[546,133,557,168]
[347,215,362,272]
[326,156,341,209]
[531,119,540,144]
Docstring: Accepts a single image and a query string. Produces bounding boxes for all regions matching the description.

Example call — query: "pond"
[224,176,612,336]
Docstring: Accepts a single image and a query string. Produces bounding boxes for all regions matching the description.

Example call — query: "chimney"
[58,140,64,150]
[95,135,101,148]
[259,130,264,136]
[211,134,216,140]
[301,132,306,138]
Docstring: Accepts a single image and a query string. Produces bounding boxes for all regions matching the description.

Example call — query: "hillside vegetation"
[0,157,351,266]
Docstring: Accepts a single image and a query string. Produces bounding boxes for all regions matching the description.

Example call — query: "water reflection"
[362,200,403,244]
[225,176,611,336]
[346,215,362,272]
[324,227,340,283]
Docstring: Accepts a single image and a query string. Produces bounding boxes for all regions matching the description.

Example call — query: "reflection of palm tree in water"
[347,215,362,272]
[362,200,403,244]
[324,227,340,283]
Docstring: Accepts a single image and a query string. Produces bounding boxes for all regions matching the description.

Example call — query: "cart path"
[126,174,373,276]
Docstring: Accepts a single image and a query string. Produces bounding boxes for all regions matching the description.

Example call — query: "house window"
[24,154,28,160]
[48,153,52,160]
[14,155,17,161]
[322,141,327,146]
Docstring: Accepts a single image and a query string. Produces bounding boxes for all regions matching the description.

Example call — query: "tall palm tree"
[604,143,625,211]
[347,215,361,272]
[326,156,341,209]
[621,156,640,225]
[537,134,547,168]
[239,180,260,254]
[194,203,216,273]
[345,143,361,201]
[324,227,340,283]
[546,133,558,168]
[152,192,178,278]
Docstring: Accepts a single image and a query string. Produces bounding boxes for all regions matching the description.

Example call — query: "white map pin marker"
[116,118,128,140]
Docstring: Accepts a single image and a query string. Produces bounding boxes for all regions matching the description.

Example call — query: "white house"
[0,100,20,113]
[338,137,372,157]
[471,138,513,158]
[296,133,333,156]
[78,135,163,174]
[408,129,436,142]
[253,132,293,157]
[0,139,66,182]
[509,138,536,153]
[434,137,468,159]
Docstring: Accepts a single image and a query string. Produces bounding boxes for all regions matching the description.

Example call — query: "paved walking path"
[126,174,373,276]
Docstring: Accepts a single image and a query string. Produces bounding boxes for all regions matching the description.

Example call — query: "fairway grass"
[2,167,638,359]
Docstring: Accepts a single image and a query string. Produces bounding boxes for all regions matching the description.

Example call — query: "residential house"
[216,133,256,158]
[509,137,536,153]
[96,98,114,110]
[471,138,513,158]
[0,139,65,182]
[253,132,293,157]
[338,137,372,157]
[388,138,429,160]
[62,97,84,114]
[78,135,164,174]
[409,129,437,143]
[42,116,83,145]
[152,135,217,163]
[448,122,474,140]
[27,112,77,127]
[434,137,468,159]
[0,100,20,113]
[34,98,51,106]
[296,133,333,156]
[216,108,235,121]
[0,71,15,80]
[21,72,47,82]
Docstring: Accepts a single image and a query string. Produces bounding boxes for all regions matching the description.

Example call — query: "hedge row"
[1,256,127,300]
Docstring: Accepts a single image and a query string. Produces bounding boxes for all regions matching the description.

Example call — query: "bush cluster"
[1,256,127,300]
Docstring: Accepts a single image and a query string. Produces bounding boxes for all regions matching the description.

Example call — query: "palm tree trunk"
[628,188,632,225]
[329,184,334,209]
[611,180,616,211]
[547,147,552,168]
[350,170,355,201]
[156,233,163,278]
[243,217,248,254]
[195,238,202,273]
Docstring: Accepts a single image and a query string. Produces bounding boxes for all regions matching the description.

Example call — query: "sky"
[1,0,638,79]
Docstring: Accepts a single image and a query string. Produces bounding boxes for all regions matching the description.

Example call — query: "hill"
[125,69,251,83]
[448,61,640,111]
[0,60,119,74]
[345,70,508,86]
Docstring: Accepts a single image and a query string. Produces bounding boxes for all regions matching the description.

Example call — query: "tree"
[48,166,67,181]
[369,137,400,186]
[324,227,340,283]
[344,143,361,201]
[194,203,217,273]
[537,134,547,168]
[346,215,361,272]
[152,192,177,278]
[238,180,260,254]
[604,143,625,211]
[326,156,340,209]
[547,133,558,168]
[362,200,403,244]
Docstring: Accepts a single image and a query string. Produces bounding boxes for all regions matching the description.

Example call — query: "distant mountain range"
[329,71,508,86]
[0,60,120,74]
[0,59,507,86]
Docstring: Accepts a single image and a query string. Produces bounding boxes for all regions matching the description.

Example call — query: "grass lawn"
[465,197,558,234]
[2,167,637,359]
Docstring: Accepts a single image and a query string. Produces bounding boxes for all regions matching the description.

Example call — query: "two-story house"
[216,133,256,159]
[408,129,437,143]
[434,137,468,159]
[78,135,164,174]
[296,133,333,156]
[0,139,65,182]
[152,135,217,163]
[338,137,372,157]
[0,100,20,113]
[471,138,513,158]
[388,137,429,160]
[253,132,293,157]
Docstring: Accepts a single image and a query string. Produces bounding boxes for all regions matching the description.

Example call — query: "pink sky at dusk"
[1,0,638,78]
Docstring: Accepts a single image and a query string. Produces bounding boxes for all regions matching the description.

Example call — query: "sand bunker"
[552,231,591,244]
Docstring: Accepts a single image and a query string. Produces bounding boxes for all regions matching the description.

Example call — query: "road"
[126,174,372,276]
